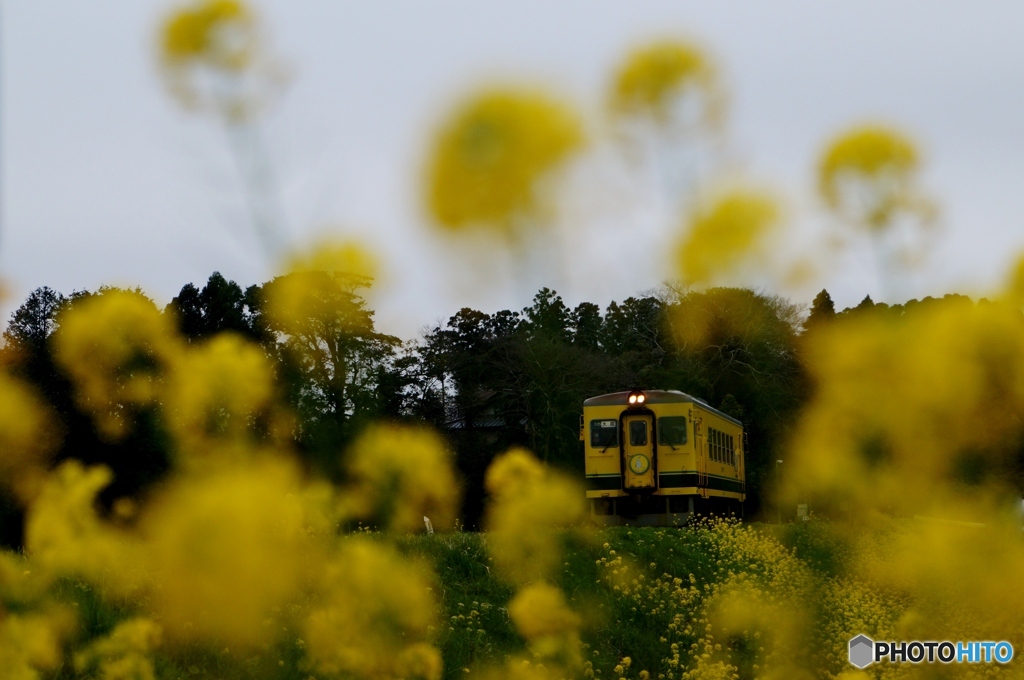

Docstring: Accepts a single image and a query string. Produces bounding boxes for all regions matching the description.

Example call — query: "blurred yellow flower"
[508,582,581,641]
[484,446,545,499]
[818,125,924,231]
[263,240,379,336]
[610,40,722,127]
[675,188,780,286]
[343,422,461,532]
[0,371,55,494]
[426,89,584,233]
[25,462,140,592]
[303,538,441,679]
[52,290,182,439]
[282,238,379,280]
[789,297,1024,520]
[142,457,316,647]
[74,617,163,680]
[484,449,586,585]
[509,583,582,668]
[164,333,279,461]
[161,0,254,71]
[0,605,75,680]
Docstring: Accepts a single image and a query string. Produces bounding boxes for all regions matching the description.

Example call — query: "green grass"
[402,525,754,679]
[51,521,847,680]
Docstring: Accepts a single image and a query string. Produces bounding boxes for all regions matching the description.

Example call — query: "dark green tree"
[803,289,836,332]
[165,272,266,342]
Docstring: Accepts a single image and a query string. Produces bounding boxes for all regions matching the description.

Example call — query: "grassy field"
[404,521,857,679]
[51,519,881,680]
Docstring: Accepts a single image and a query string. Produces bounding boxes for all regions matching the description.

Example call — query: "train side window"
[629,420,647,446]
[590,420,618,450]
[657,416,687,447]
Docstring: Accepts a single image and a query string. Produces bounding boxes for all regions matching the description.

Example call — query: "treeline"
[3,272,971,541]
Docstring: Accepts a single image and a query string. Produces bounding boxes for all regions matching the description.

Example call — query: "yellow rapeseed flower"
[0,371,55,495]
[675,188,780,286]
[302,538,441,679]
[24,461,140,593]
[818,125,920,231]
[163,333,279,461]
[161,0,254,71]
[73,617,163,680]
[342,422,461,532]
[52,290,182,439]
[425,89,584,234]
[508,582,581,643]
[0,605,75,680]
[484,449,586,585]
[610,40,722,127]
[263,240,379,336]
[484,446,545,500]
[282,238,379,280]
[142,457,317,647]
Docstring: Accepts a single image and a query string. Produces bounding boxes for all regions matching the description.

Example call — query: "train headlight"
[627,389,645,407]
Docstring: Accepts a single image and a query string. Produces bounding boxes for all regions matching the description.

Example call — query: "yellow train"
[581,389,745,525]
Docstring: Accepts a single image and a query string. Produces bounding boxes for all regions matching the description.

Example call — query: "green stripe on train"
[585,475,622,490]
[658,472,744,494]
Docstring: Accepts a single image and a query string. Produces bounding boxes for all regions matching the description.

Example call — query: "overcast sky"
[4,1,1023,338]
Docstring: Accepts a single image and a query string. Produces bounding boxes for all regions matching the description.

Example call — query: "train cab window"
[589,420,618,450]
[629,420,648,446]
[657,416,687,448]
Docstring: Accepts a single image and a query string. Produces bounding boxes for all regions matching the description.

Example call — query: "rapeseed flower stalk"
[610,40,723,131]
[52,290,182,439]
[425,89,584,236]
[342,422,461,532]
[159,0,289,256]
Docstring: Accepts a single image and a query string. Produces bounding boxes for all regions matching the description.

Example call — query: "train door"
[693,415,707,497]
[622,413,655,490]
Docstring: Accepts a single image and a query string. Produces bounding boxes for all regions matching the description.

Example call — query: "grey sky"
[4,1,1023,338]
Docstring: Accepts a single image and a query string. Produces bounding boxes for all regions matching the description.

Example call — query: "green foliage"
[803,288,836,332]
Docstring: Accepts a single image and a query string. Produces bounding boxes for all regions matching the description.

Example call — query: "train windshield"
[590,420,618,449]
[658,416,688,448]
[629,420,648,446]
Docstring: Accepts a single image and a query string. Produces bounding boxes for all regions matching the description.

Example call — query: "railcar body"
[582,389,745,525]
